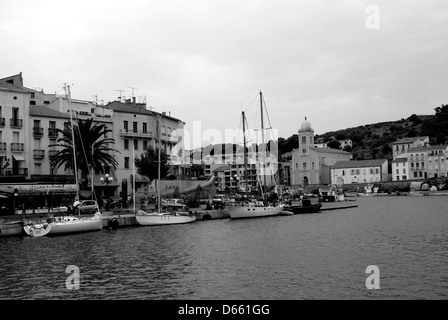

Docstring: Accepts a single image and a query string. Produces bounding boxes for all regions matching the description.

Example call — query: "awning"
[12,155,25,161]
[134,173,150,182]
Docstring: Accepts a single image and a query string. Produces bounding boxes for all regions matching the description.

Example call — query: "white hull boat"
[48,214,103,235]
[227,203,284,219]
[135,210,196,226]
[23,222,53,237]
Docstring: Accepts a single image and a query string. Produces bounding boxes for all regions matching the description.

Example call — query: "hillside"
[278,104,448,162]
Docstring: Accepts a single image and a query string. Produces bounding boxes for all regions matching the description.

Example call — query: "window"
[124,139,129,150]
[350,170,355,175]
[133,122,138,133]
[403,169,406,174]
[143,123,147,133]
[411,163,414,168]
[295,163,298,169]
[419,171,422,177]
[134,139,138,150]
[143,140,148,150]
[402,175,406,180]
[302,149,307,154]
[356,169,360,175]
[123,121,128,132]
[124,157,130,169]
[375,168,379,174]
[302,162,307,169]
[311,162,315,169]
[342,170,345,176]
[49,121,56,129]
[396,169,399,174]
[370,168,373,174]
[396,176,400,181]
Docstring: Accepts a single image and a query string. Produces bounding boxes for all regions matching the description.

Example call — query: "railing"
[140,130,154,138]
[0,168,28,176]
[10,118,23,128]
[119,129,139,137]
[0,117,5,127]
[33,127,44,137]
[11,143,24,152]
[0,142,6,151]
[48,128,58,138]
[29,174,76,183]
[33,149,45,159]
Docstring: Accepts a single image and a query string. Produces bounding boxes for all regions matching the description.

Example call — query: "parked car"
[77,200,99,214]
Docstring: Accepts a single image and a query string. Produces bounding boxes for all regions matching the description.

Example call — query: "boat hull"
[135,213,197,226]
[227,204,284,219]
[48,217,102,235]
[24,223,53,237]
[288,204,322,214]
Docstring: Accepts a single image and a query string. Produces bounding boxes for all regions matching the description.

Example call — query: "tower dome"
[299,117,313,132]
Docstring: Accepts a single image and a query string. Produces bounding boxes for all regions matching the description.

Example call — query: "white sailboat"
[47,84,102,235]
[227,91,284,219]
[135,115,196,226]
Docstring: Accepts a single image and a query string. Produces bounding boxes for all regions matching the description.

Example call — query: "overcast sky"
[1,0,447,149]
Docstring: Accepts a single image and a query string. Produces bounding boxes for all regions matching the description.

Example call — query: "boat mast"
[242,111,248,199]
[260,91,267,198]
[157,115,161,214]
[66,84,80,202]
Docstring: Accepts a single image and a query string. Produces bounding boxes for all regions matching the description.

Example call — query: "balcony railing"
[10,118,23,128]
[0,168,28,176]
[119,129,139,137]
[33,127,44,137]
[0,117,5,127]
[0,142,6,151]
[33,149,45,159]
[140,130,154,138]
[11,143,24,152]
[48,128,59,138]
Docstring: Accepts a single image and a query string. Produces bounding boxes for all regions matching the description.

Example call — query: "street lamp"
[100,173,114,198]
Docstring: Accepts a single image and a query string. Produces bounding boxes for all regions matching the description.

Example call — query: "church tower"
[298,117,314,154]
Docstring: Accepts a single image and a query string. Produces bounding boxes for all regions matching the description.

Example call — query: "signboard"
[0,184,77,194]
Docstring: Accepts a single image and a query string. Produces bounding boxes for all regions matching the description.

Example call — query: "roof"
[393,136,429,145]
[408,146,430,153]
[105,101,184,123]
[309,146,352,155]
[0,81,30,93]
[392,158,407,163]
[331,159,387,169]
[29,105,70,119]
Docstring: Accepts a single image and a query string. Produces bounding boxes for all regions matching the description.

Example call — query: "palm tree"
[49,118,119,190]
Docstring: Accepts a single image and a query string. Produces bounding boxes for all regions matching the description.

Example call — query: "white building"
[331,159,389,184]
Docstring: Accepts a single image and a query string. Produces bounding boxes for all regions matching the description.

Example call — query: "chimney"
[132,97,136,104]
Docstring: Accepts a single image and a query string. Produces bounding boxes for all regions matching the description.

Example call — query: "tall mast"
[157,115,161,213]
[242,111,248,199]
[260,91,267,197]
[66,84,80,201]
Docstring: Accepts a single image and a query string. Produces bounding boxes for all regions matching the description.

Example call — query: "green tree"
[49,118,119,190]
[134,146,168,181]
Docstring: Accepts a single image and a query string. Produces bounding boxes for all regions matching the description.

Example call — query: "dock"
[320,201,358,211]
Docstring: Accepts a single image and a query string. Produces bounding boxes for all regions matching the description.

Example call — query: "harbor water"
[0,196,447,300]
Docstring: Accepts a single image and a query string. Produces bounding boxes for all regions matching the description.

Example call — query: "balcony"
[11,143,24,152]
[0,142,6,151]
[0,117,5,127]
[33,149,45,159]
[48,128,59,138]
[119,129,139,138]
[10,118,23,128]
[140,130,154,138]
[33,127,44,137]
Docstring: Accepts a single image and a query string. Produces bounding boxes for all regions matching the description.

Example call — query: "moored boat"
[227,202,284,219]
[135,210,196,226]
[48,213,103,235]
[23,221,53,237]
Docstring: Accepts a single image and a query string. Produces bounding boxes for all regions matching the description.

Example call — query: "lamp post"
[100,173,114,198]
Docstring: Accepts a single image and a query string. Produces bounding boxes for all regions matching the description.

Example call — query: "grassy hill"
[278,104,448,162]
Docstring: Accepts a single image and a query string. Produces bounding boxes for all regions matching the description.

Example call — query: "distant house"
[392,136,429,159]
[338,139,352,150]
[391,157,409,181]
[330,159,389,184]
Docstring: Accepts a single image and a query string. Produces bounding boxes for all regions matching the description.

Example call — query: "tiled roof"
[393,136,429,145]
[408,146,430,153]
[331,159,387,169]
[29,105,70,119]
[392,158,407,163]
[309,146,352,155]
[0,81,30,93]
[105,101,184,123]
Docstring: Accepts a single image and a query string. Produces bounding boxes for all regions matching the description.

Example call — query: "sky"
[1,0,447,149]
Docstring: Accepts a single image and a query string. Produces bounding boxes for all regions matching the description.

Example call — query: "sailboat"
[47,84,103,235]
[135,115,196,226]
[227,91,284,219]
[23,219,53,237]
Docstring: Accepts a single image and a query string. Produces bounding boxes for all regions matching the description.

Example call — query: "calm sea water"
[1,196,447,300]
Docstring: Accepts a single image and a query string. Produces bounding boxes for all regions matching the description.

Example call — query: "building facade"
[330,159,389,184]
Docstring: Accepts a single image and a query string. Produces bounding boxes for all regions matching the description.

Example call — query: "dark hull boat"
[284,198,322,214]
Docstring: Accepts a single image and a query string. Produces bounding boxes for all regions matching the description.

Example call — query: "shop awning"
[12,154,25,161]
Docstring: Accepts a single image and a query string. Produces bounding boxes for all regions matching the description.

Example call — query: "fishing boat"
[135,115,196,226]
[283,197,322,214]
[47,84,102,236]
[23,220,53,237]
[227,91,284,219]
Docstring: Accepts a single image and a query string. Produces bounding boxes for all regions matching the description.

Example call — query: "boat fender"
[109,218,119,230]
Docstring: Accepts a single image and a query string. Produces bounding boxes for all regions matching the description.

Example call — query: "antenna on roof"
[127,86,138,98]
[114,89,124,102]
